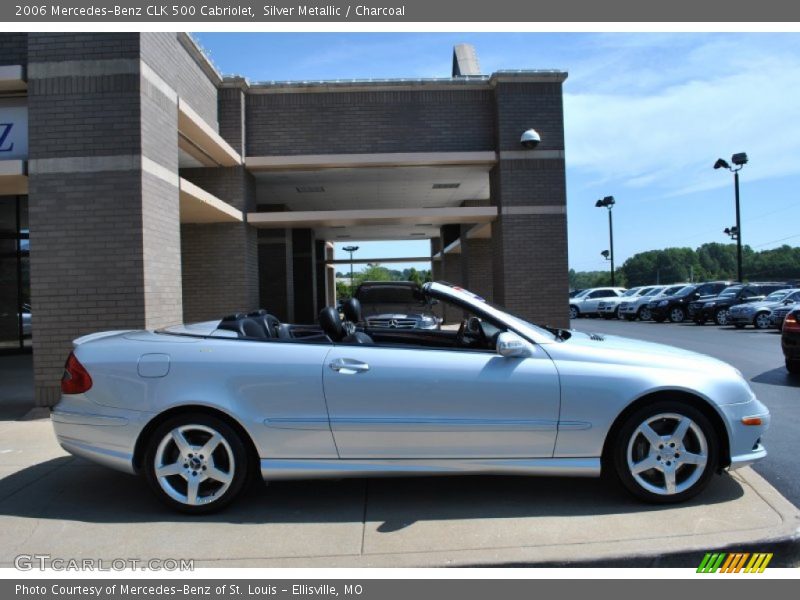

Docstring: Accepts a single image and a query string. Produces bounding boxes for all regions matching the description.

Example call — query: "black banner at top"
[3,0,800,22]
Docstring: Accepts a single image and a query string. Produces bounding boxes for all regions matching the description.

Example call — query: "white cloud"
[564,36,800,199]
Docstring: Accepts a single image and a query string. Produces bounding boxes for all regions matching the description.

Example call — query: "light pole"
[342,245,359,297]
[595,196,616,286]
[714,152,748,282]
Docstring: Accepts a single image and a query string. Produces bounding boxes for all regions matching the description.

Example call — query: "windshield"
[675,285,697,296]
[622,288,641,297]
[573,289,591,298]
[765,290,790,301]
[356,285,425,304]
[663,285,684,297]
[719,286,742,297]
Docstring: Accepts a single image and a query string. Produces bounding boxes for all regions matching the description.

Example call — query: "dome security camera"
[520,129,541,149]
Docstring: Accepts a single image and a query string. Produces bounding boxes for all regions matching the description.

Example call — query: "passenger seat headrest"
[319,307,345,341]
[342,297,363,323]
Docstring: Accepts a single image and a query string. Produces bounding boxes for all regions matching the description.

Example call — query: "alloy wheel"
[715,308,730,326]
[569,306,579,319]
[754,313,771,330]
[669,307,686,323]
[153,424,236,506]
[626,412,709,496]
[639,307,652,321]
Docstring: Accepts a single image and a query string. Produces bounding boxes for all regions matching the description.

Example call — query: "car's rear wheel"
[569,306,579,319]
[669,307,686,323]
[714,308,730,326]
[754,312,771,330]
[787,359,800,375]
[612,401,718,503]
[638,306,652,321]
[144,413,249,514]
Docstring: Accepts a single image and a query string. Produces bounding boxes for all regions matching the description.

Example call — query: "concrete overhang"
[246,152,497,171]
[177,99,241,167]
[179,177,243,224]
[0,160,28,194]
[0,66,27,92]
[247,206,497,230]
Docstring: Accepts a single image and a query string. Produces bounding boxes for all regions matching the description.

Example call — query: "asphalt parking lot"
[570,317,800,507]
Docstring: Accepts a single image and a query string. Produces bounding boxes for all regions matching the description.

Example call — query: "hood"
[549,330,737,374]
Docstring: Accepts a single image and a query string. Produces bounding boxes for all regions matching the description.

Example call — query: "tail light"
[62,352,93,394]
[784,312,800,333]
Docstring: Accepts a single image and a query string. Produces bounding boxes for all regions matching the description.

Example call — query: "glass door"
[0,196,29,352]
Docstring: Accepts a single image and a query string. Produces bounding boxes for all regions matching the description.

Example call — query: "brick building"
[0,33,569,406]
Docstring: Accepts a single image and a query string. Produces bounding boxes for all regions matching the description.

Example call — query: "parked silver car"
[52,282,769,513]
[729,289,800,329]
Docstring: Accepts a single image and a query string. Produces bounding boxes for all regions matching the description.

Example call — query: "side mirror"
[496,331,531,358]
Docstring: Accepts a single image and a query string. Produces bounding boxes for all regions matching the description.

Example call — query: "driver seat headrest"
[318,307,345,341]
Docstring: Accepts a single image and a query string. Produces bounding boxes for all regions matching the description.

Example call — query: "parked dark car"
[354,281,440,330]
[691,283,790,326]
[770,303,797,329]
[729,288,800,329]
[782,307,800,374]
[650,281,732,323]
[643,284,690,322]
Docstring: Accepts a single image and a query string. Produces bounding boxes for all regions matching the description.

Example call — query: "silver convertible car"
[52,282,770,513]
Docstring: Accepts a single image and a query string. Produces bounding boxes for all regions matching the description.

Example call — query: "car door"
[321,343,561,459]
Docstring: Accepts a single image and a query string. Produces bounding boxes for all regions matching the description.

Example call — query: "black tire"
[754,312,771,330]
[714,308,730,326]
[610,400,719,504]
[144,412,250,514]
[668,306,686,323]
[787,359,800,375]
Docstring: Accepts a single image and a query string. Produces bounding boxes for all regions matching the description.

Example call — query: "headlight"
[658,300,668,306]
[707,302,716,307]
[419,316,437,327]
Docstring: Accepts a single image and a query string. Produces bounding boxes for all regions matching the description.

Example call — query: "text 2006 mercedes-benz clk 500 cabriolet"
[52,282,769,513]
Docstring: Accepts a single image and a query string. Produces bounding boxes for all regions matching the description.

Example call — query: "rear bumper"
[782,332,800,359]
[51,395,151,475]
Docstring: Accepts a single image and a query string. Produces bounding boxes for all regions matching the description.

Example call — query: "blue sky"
[195,33,800,274]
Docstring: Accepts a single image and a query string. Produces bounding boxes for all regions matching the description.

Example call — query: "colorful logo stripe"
[697,552,773,573]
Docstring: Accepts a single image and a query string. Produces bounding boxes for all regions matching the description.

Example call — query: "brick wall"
[218,86,246,155]
[246,89,495,156]
[140,33,219,128]
[0,33,27,65]
[493,81,565,152]
[461,235,493,303]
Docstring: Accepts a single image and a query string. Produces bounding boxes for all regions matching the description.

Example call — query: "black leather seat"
[247,309,280,338]
[319,306,373,345]
[342,297,363,324]
[237,317,269,339]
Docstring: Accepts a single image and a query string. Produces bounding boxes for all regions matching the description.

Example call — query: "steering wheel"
[456,317,488,348]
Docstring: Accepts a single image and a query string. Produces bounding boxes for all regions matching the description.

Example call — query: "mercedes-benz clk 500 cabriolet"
[52,282,769,513]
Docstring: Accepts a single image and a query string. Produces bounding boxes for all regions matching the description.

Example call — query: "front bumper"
[719,397,770,471]
[729,311,755,325]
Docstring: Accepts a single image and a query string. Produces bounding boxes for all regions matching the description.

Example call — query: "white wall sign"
[0,98,28,161]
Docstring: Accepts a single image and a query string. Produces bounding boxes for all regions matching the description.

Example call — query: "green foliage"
[335,264,433,300]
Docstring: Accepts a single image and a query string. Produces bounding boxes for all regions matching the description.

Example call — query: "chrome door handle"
[329,358,370,374]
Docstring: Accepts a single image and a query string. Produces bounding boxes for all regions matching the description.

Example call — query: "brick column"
[179,167,259,322]
[460,231,494,303]
[490,76,570,328]
[26,33,183,405]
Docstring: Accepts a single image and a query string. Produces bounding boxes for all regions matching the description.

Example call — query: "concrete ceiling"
[253,165,491,240]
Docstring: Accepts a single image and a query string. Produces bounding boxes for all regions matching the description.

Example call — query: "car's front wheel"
[144,413,249,514]
[754,312,771,330]
[714,308,730,326]
[638,306,652,321]
[611,401,718,503]
[669,307,686,323]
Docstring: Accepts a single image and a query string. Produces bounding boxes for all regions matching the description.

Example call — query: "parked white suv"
[568,287,627,319]
[598,286,652,319]
[619,284,688,321]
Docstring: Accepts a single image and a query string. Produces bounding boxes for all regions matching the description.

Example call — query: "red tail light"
[61,352,93,394]
[784,312,800,332]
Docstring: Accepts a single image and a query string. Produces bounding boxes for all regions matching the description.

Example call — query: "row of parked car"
[568,281,800,374]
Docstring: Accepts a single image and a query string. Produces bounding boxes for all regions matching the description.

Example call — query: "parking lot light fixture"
[595,196,616,286]
[601,250,610,260]
[714,153,747,282]
[342,245,360,297]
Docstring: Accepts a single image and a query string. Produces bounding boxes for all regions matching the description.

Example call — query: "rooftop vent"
[452,44,481,77]
[432,183,461,189]
[296,185,325,193]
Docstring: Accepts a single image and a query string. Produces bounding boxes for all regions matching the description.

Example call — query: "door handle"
[329,358,370,374]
